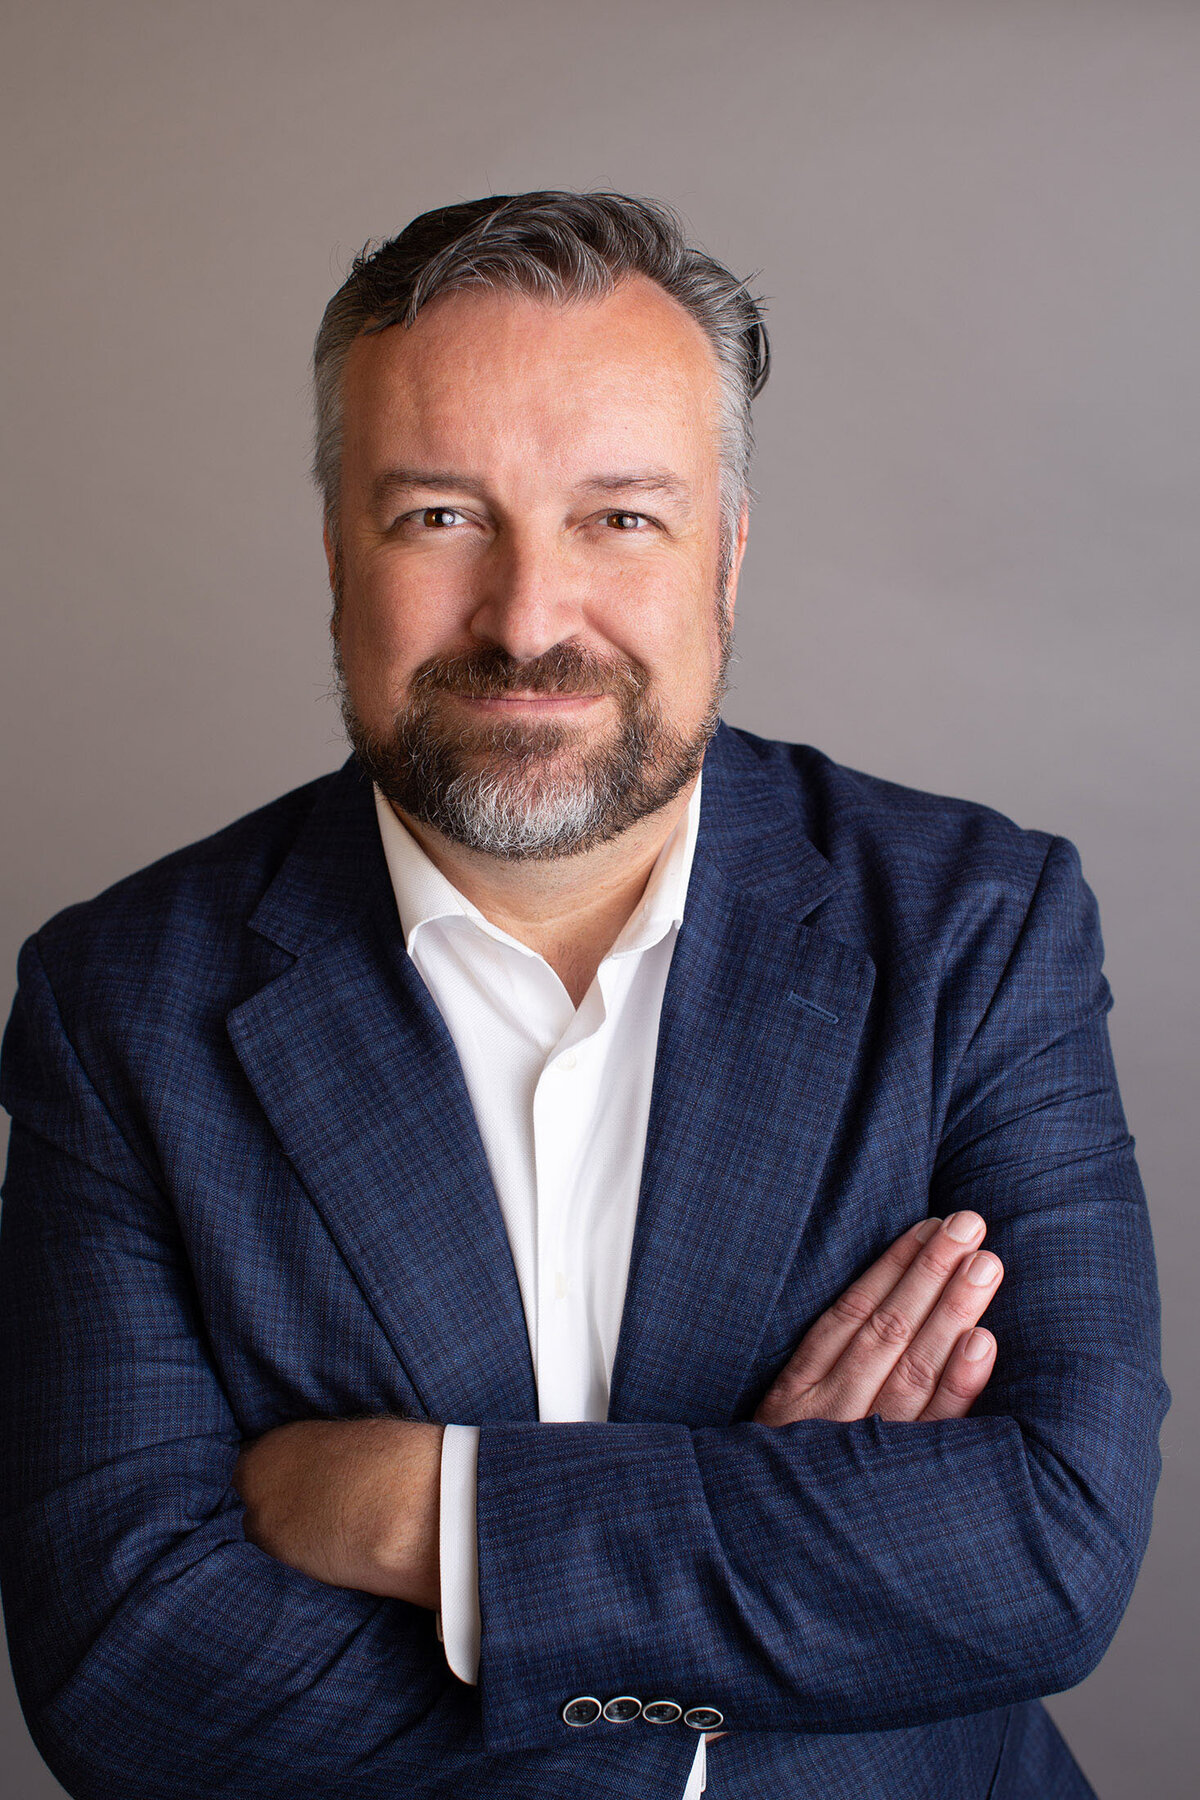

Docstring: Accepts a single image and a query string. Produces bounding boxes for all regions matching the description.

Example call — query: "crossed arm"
[232,1210,1006,1628]
[0,838,1168,1794]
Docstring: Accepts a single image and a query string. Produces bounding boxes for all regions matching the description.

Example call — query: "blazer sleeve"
[469,836,1169,1754]
[0,937,698,1799]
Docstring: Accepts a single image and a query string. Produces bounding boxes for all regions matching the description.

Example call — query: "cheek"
[653,581,725,680]
[606,607,722,726]
[600,554,717,655]
[333,595,419,727]
[336,561,447,682]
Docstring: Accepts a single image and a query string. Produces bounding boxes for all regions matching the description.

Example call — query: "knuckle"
[892,1347,940,1392]
[914,1243,958,1281]
[937,1368,983,1402]
[864,1305,913,1349]
[829,1289,875,1328]
[764,1370,808,1413]
[942,1289,985,1326]
[758,1380,815,1426]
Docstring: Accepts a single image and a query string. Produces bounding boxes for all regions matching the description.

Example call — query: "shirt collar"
[373,770,703,962]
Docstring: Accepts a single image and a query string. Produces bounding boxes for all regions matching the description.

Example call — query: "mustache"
[408,642,648,704]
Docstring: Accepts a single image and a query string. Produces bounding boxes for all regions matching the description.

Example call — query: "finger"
[766,1217,942,1397]
[809,1212,988,1419]
[869,1249,1004,1420]
[918,1326,997,1421]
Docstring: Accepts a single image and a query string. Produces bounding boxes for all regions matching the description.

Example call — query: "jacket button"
[642,1699,683,1724]
[684,1706,725,1730]
[602,1696,642,1722]
[561,1696,602,1727]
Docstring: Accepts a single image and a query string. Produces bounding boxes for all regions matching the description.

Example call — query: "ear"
[323,516,341,637]
[724,501,751,624]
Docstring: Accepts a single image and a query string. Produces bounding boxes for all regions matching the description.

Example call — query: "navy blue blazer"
[0,724,1167,1799]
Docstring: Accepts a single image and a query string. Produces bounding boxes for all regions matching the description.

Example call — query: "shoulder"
[719,723,1054,874]
[712,723,1089,954]
[13,766,353,1023]
[37,769,336,936]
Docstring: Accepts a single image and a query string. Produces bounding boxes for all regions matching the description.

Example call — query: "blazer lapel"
[226,761,538,1426]
[608,729,876,1425]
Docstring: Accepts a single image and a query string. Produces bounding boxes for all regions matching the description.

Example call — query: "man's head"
[313,191,770,859]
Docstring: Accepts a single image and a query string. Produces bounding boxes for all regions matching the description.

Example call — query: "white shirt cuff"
[685,1732,707,1797]
[438,1423,481,1685]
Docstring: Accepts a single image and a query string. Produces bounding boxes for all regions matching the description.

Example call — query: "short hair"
[312,190,770,561]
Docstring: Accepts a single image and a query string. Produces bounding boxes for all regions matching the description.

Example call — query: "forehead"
[338,276,725,477]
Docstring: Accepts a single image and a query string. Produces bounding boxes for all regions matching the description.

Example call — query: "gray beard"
[334,635,727,861]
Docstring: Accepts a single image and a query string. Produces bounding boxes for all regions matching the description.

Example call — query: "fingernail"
[963,1329,992,1362]
[945,1212,983,1243]
[966,1252,1001,1286]
[916,1218,941,1242]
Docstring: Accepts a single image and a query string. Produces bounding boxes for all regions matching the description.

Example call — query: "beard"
[334,606,732,861]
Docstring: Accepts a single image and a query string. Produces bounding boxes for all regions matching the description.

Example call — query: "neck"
[392,777,698,1007]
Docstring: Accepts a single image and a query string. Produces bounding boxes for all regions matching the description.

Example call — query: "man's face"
[328,275,746,858]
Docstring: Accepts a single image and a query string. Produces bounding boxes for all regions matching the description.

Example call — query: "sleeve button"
[602,1696,642,1722]
[642,1699,683,1724]
[562,1696,603,1727]
[684,1706,725,1730]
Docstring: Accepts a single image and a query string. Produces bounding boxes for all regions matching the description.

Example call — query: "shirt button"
[557,1050,578,1071]
[561,1696,602,1727]
[642,1699,683,1724]
[684,1706,725,1730]
[602,1696,642,1723]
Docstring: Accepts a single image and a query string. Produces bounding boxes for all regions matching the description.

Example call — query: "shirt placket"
[530,1027,592,1421]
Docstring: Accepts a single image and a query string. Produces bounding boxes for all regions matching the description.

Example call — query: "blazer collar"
[691,721,840,917]
[606,727,875,1424]
[230,756,539,1423]
[243,755,392,957]
[229,726,869,1427]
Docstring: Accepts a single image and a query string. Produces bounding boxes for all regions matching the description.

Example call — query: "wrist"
[368,1419,443,1609]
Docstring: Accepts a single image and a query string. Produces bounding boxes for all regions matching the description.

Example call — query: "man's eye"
[605,511,647,530]
[421,507,464,528]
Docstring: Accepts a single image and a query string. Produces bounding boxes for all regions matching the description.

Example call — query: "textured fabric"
[0,723,1166,1799]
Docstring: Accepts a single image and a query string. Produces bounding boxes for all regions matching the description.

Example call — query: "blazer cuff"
[438,1424,481,1685]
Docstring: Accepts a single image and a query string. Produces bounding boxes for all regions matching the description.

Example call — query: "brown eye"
[423,507,461,527]
[606,511,643,530]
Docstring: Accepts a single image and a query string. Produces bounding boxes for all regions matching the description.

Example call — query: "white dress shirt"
[373,774,708,1799]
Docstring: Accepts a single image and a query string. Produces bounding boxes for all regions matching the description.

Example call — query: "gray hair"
[312,190,769,567]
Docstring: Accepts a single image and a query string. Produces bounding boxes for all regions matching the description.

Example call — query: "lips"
[453,690,602,704]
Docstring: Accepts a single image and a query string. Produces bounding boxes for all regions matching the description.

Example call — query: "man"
[0,192,1166,1799]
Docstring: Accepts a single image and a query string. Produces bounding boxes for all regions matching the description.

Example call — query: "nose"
[466,527,583,663]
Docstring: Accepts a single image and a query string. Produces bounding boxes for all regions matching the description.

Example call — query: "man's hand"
[232,1417,443,1609]
[705,1214,1000,1750]
[754,1212,1002,1426]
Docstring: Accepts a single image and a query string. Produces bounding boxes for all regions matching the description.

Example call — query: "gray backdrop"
[1,3,1195,1795]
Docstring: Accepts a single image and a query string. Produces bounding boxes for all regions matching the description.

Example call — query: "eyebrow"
[370,469,487,508]
[576,471,692,502]
[370,467,693,508]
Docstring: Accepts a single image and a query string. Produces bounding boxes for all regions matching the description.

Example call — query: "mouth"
[444,691,606,712]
